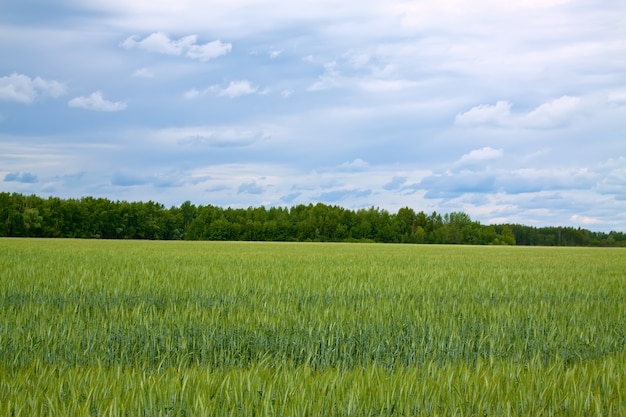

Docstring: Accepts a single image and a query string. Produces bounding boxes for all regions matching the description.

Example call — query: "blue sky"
[1,0,625,231]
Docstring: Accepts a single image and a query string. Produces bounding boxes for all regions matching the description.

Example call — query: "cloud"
[269,49,283,59]
[504,168,597,195]
[132,68,153,78]
[418,165,599,200]
[455,101,513,127]
[281,192,301,203]
[183,89,200,100]
[420,173,497,199]
[383,176,407,191]
[570,214,602,226]
[111,172,147,186]
[151,126,267,148]
[355,79,420,93]
[455,96,583,129]
[338,158,369,171]
[211,80,258,98]
[524,96,582,128]
[238,181,265,194]
[4,172,38,183]
[608,90,626,105]
[316,188,372,203]
[68,91,127,112]
[1,0,624,231]
[177,129,264,148]
[185,81,260,99]
[120,32,231,61]
[456,147,504,168]
[121,32,194,55]
[0,73,65,104]
[308,62,342,91]
[111,171,184,188]
[186,41,233,61]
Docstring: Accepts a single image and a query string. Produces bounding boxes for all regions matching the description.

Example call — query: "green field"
[1,239,625,416]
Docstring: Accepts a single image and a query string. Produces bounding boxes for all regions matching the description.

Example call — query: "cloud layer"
[1,0,624,231]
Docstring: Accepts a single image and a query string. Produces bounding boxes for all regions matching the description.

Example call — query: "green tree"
[396,207,417,243]
[500,225,516,245]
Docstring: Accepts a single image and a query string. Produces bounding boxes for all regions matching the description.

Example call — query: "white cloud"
[570,214,602,225]
[0,73,65,104]
[121,32,231,61]
[68,91,127,112]
[269,49,283,59]
[132,68,153,78]
[185,81,260,99]
[455,101,512,127]
[524,96,581,128]
[176,129,265,148]
[455,96,582,129]
[183,89,201,100]
[308,62,342,91]
[186,40,234,61]
[355,79,419,93]
[121,32,193,55]
[212,80,258,98]
[457,147,504,166]
[338,158,369,171]
[608,90,626,104]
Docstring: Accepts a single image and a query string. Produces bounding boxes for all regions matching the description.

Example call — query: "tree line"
[1,192,624,246]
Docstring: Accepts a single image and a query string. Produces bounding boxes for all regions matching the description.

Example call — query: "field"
[1,238,625,416]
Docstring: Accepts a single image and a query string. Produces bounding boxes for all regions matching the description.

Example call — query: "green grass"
[1,239,625,415]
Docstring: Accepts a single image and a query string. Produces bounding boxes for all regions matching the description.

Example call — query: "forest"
[1,192,624,246]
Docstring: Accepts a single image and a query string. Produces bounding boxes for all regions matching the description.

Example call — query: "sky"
[1,0,625,231]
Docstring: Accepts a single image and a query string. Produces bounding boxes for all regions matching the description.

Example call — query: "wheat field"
[1,238,624,415]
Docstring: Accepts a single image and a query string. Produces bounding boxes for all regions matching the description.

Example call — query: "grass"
[1,238,625,415]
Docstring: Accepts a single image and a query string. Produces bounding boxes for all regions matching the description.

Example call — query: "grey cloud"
[418,167,600,199]
[420,173,496,199]
[383,176,407,190]
[502,170,598,195]
[316,188,372,203]
[337,158,369,172]
[111,172,148,186]
[205,184,230,193]
[4,171,38,183]
[111,171,185,188]
[281,192,301,203]
[238,181,265,194]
